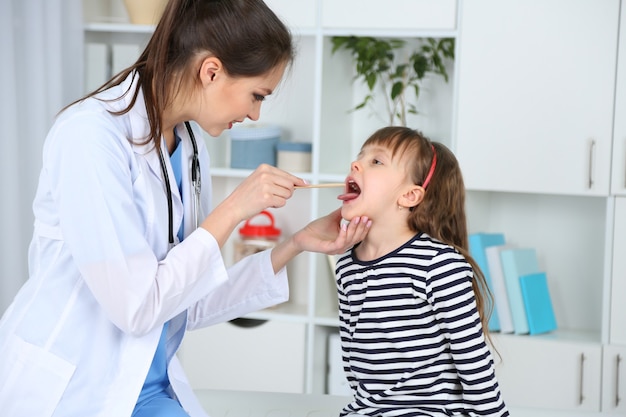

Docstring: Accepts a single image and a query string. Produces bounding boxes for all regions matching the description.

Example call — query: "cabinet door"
[321,0,457,31]
[610,197,626,344]
[612,2,626,195]
[492,334,601,411]
[179,321,306,393]
[265,0,317,30]
[455,0,619,196]
[602,345,626,414]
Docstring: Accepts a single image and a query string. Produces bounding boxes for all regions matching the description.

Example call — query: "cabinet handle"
[588,140,596,189]
[617,354,623,408]
[579,353,586,405]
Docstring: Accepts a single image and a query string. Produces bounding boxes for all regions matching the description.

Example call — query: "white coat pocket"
[0,335,76,417]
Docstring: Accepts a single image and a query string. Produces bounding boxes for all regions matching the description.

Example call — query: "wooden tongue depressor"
[294,182,344,189]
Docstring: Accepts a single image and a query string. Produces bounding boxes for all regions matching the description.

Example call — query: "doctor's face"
[192,61,286,137]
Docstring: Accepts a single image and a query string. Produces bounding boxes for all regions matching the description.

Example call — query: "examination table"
[194,389,352,416]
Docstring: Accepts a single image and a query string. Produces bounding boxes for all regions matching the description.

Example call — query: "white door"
[179,320,307,393]
[492,334,601,412]
[602,345,626,414]
[455,0,619,196]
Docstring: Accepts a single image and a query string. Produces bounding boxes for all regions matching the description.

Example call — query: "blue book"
[519,272,557,335]
[500,248,540,334]
[469,233,506,332]
[486,245,516,333]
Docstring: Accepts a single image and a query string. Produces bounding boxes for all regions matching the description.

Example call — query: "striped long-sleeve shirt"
[335,233,508,417]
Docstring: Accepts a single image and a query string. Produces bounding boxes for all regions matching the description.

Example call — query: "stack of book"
[469,233,557,335]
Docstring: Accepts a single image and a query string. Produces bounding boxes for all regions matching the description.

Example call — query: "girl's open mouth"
[337,179,361,201]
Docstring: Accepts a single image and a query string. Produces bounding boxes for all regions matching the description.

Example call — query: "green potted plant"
[330,36,455,126]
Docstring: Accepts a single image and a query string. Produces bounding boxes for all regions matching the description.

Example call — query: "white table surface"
[194,389,352,417]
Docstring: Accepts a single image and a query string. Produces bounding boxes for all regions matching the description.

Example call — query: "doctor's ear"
[199,56,223,86]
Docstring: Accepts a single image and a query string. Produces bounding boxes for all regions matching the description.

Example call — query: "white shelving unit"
[82,0,626,414]
[456,0,626,414]
[192,0,459,395]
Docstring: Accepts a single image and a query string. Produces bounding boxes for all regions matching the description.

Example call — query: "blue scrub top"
[135,134,185,410]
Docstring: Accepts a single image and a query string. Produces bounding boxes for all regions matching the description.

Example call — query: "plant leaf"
[391,81,404,100]
[366,73,377,90]
[412,54,428,79]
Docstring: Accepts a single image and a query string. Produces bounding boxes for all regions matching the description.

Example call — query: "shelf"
[209,167,315,181]
[84,22,156,33]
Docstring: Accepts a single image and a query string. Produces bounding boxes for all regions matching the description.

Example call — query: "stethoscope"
[157,121,201,246]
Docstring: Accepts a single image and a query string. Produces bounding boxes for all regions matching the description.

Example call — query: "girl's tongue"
[337,180,360,201]
[337,191,359,201]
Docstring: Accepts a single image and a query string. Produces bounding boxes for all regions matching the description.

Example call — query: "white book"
[485,244,515,333]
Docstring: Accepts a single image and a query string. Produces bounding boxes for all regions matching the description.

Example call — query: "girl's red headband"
[422,145,437,189]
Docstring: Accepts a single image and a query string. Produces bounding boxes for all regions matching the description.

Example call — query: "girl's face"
[191,58,286,137]
[340,144,416,221]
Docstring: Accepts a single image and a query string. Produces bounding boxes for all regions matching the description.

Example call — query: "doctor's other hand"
[224,163,305,222]
[294,208,371,255]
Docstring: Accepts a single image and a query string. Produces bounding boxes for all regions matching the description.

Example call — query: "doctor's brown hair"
[73,0,294,146]
[362,126,495,344]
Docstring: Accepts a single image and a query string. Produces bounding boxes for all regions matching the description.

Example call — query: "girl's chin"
[340,204,359,219]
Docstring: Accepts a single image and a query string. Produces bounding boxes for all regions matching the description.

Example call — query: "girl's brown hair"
[69,0,294,146]
[363,126,494,344]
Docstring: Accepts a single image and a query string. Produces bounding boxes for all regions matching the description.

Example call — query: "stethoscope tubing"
[158,121,201,246]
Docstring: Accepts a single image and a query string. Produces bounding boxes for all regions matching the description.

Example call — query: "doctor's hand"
[201,164,305,248]
[228,163,305,221]
[270,209,371,274]
[294,209,371,255]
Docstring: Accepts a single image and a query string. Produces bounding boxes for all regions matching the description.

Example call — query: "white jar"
[276,141,312,173]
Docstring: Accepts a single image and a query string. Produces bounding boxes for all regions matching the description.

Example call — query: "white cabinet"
[179,320,306,393]
[455,0,619,196]
[320,0,457,31]
[264,0,317,30]
[602,345,626,414]
[493,334,602,412]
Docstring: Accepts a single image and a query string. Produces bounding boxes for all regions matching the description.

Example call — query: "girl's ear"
[199,56,223,87]
[399,186,425,209]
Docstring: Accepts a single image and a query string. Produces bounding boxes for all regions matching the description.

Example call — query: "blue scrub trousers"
[132,321,188,417]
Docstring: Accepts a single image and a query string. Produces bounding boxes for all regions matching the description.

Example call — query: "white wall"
[0,0,84,313]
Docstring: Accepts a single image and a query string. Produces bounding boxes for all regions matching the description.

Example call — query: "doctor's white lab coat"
[0,74,289,417]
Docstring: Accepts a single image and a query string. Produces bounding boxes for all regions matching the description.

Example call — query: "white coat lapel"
[123,74,184,245]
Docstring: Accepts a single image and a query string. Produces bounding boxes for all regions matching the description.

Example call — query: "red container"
[234,211,281,262]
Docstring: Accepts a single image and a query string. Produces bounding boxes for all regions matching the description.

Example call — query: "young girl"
[335,126,508,416]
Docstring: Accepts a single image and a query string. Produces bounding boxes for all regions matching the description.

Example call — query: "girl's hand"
[294,209,371,255]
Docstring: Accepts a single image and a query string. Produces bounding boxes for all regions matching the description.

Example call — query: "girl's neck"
[355,224,415,261]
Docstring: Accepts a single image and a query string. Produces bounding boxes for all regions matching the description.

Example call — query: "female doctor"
[0,0,371,416]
